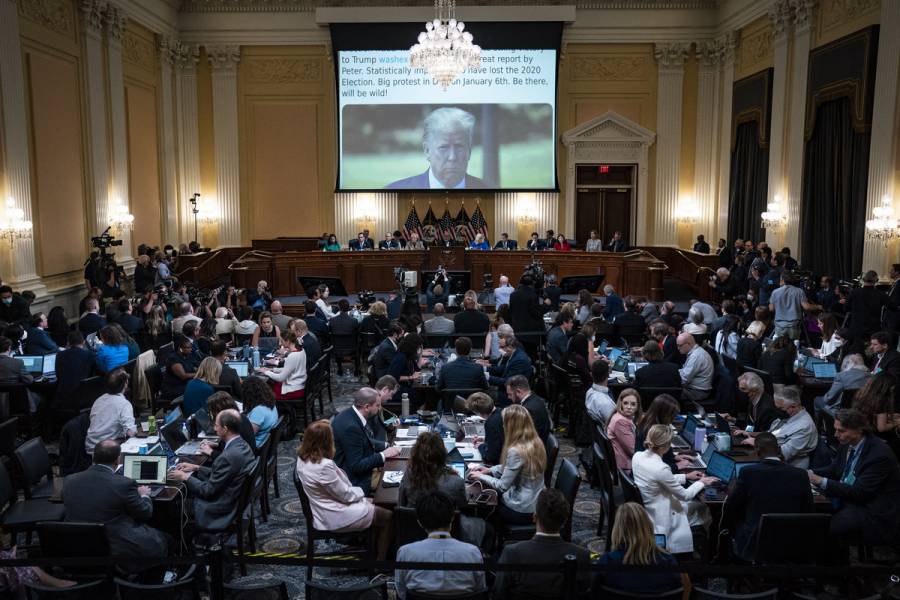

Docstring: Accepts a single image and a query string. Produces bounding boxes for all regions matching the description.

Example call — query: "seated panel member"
[469,233,490,250]
[386,107,491,190]
[526,232,543,252]
[493,233,517,251]
[349,232,370,251]
[332,388,401,494]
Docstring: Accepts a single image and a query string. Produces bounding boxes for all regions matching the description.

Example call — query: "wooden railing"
[636,246,718,302]
[174,247,248,288]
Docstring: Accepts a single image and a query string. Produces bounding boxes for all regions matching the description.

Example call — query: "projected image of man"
[386,107,490,190]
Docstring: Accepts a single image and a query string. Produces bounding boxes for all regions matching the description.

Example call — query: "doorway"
[574,164,635,245]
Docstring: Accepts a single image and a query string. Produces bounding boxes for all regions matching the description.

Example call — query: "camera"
[358,290,376,310]
[91,228,123,250]
[522,257,545,291]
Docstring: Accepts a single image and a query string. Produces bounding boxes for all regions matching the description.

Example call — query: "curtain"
[800,97,870,279]
[727,121,769,245]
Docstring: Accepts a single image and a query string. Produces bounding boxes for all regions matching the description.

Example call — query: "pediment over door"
[561,111,656,246]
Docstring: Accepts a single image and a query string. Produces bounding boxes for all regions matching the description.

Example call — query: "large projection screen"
[331,23,562,193]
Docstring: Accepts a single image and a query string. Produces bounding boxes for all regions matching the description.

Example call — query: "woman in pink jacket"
[295,420,393,559]
[606,387,642,472]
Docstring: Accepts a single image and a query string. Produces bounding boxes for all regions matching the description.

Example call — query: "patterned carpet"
[227,374,609,598]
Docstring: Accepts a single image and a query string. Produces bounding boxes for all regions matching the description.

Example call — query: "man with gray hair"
[737,386,818,468]
[331,387,401,494]
[814,353,871,420]
[737,371,777,432]
[386,107,490,189]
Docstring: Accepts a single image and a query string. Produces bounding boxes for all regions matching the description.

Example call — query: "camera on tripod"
[91,228,123,251]
[86,227,125,286]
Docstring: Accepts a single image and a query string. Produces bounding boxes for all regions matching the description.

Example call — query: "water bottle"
[694,426,706,452]
[434,360,442,382]
[401,393,410,417]
[252,347,261,369]
[242,343,250,361]
[147,415,157,434]
[181,421,190,442]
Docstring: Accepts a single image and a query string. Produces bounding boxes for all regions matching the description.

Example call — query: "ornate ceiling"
[180,0,721,13]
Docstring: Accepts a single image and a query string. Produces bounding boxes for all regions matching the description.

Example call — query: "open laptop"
[705,451,737,487]
[40,353,57,379]
[18,355,43,375]
[673,415,701,450]
[122,454,170,497]
[627,362,648,380]
[799,354,827,371]
[611,356,629,374]
[160,419,206,457]
[605,347,625,362]
[681,438,718,470]
[812,362,837,380]
[733,461,760,478]
[453,397,485,438]
[447,447,467,477]
[225,360,250,378]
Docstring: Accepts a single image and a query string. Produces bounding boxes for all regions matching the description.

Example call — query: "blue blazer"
[603,294,625,320]
[436,357,487,391]
[25,328,59,355]
[331,407,383,494]
[489,347,534,406]
[469,241,490,250]
[385,169,490,190]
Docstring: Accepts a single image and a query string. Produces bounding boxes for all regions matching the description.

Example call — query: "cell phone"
[476,492,492,505]
[383,417,398,427]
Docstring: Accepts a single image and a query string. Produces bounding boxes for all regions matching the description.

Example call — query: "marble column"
[694,40,722,242]
[207,45,242,247]
[158,38,180,245]
[716,32,737,241]
[653,42,691,246]
[0,0,45,294]
[783,0,816,258]
[80,0,110,236]
[862,0,900,273]
[174,43,201,246]
[764,0,792,248]
[104,4,133,263]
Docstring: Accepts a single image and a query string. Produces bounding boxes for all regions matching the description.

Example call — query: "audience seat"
[618,468,643,506]
[594,585,683,600]
[223,580,289,600]
[754,513,831,565]
[36,521,111,580]
[331,332,360,376]
[635,387,682,412]
[306,580,387,600]
[407,590,489,600]
[544,433,559,488]
[115,564,200,600]
[0,462,65,540]
[439,389,484,416]
[393,506,462,550]
[694,589,778,600]
[262,416,286,517]
[0,384,31,435]
[14,437,55,499]
[554,458,582,542]
[589,443,615,549]
[0,417,18,468]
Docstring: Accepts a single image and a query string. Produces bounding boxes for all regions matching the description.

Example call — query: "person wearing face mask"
[0,286,31,326]
[813,353,871,421]
[737,372,777,432]
[736,386,818,468]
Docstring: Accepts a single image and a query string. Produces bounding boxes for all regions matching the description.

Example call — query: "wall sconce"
[0,197,33,246]
[516,194,537,226]
[108,199,134,235]
[674,199,700,225]
[761,195,787,229]
[865,195,898,244]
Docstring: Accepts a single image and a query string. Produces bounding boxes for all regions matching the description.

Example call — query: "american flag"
[402,204,423,240]
[470,203,489,240]
[456,205,474,243]
[421,204,438,243]
[439,206,455,239]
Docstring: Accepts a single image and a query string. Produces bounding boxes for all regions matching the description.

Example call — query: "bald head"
[270,300,283,315]
[499,275,509,286]
[676,332,695,355]
[353,387,379,415]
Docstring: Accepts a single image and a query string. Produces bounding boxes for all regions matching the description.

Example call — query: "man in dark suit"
[371,324,403,379]
[847,270,896,339]
[210,340,242,400]
[738,372,778,433]
[613,296,647,340]
[435,229,459,248]
[506,375,551,446]
[293,319,321,368]
[349,232,370,251]
[508,275,547,350]
[436,337,486,392]
[54,332,94,408]
[0,336,33,389]
[493,233,517,251]
[526,232,543,252]
[722,432,813,561]
[468,392,503,465]
[329,299,359,375]
[332,388,401,494]
[24,312,60,355]
[385,107,490,190]
[0,286,31,325]
[452,296,490,336]
[634,341,681,388]
[494,489,591,599]
[169,409,256,531]
[693,234,710,254]
[114,299,144,335]
[883,263,900,338]
[606,231,627,252]
[78,297,106,336]
[303,300,329,343]
[716,238,732,268]
[810,409,900,546]
[869,331,900,378]
[483,337,534,407]
[602,285,625,320]
[546,312,573,364]
[541,275,562,312]
[378,233,401,250]
[63,440,171,557]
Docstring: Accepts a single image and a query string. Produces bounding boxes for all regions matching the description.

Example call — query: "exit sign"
[599,165,610,173]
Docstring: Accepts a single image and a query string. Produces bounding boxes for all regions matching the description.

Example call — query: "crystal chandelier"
[760,196,787,229]
[108,201,135,234]
[674,199,700,225]
[865,195,898,244]
[410,0,481,91]
[0,197,33,246]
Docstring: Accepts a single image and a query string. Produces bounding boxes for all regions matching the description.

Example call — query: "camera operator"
[153,250,174,286]
[426,268,450,312]
[83,252,103,290]
[843,270,896,339]
[132,254,156,294]
[247,280,272,313]
[708,267,740,301]
[542,274,561,311]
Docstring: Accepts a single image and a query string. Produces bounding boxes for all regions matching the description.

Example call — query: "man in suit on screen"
[386,107,491,190]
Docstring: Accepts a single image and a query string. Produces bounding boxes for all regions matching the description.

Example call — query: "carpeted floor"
[226,373,608,598]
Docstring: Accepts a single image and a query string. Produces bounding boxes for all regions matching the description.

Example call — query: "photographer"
[153,251,173,286]
[83,252,103,290]
[426,269,450,312]
[133,255,156,294]
[247,280,273,313]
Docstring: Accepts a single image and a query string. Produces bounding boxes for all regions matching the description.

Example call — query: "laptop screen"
[701,441,717,464]
[123,455,168,484]
[682,415,699,442]
[813,363,837,379]
[19,355,43,374]
[628,362,648,379]
[706,452,736,483]
[42,353,56,375]
[225,361,250,378]
[654,534,667,549]
[612,356,629,373]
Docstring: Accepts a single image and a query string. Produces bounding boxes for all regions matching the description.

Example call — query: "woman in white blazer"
[631,424,717,555]
[258,330,307,400]
[295,420,393,559]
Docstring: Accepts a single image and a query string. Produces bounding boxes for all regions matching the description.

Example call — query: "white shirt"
[493,285,514,307]
[428,169,466,189]
[585,384,616,425]
[263,350,307,393]
[86,393,136,453]
[316,298,336,320]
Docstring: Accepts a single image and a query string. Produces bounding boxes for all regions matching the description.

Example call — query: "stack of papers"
[383,471,404,485]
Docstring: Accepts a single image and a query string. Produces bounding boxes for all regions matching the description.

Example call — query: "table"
[797,373,832,415]
[373,459,497,514]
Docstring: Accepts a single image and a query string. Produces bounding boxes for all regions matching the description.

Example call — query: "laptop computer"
[41,353,56,379]
[612,356,629,374]
[159,419,205,457]
[682,438,718,470]
[654,534,667,549]
[674,414,701,450]
[225,360,250,378]
[813,362,837,379]
[18,355,43,375]
[627,362,648,380]
[715,413,732,433]
[705,451,737,486]
[733,461,760,478]
[122,454,170,497]
[605,347,625,362]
